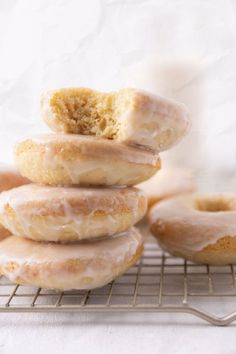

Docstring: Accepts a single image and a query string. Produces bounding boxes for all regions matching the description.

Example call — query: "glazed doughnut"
[0,184,147,242]
[149,194,236,265]
[0,227,143,290]
[138,165,195,208]
[41,88,190,152]
[14,134,161,186]
[0,163,29,192]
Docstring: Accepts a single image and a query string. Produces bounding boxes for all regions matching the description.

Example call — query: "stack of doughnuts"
[0,88,190,290]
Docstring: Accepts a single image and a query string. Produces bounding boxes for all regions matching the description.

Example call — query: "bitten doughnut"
[15,134,161,186]
[138,165,195,208]
[41,88,190,152]
[0,163,29,192]
[149,194,236,265]
[0,184,147,242]
[0,227,143,290]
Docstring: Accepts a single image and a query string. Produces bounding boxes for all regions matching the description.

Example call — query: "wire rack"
[1,240,236,326]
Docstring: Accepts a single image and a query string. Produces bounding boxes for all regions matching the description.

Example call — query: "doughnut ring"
[0,184,147,242]
[41,88,190,152]
[0,227,143,290]
[0,163,29,192]
[15,134,161,186]
[149,194,236,265]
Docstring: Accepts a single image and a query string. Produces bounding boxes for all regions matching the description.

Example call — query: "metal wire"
[1,242,236,326]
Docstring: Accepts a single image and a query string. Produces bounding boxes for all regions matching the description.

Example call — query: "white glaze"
[149,194,236,253]
[27,134,159,165]
[0,227,143,290]
[0,184,147,242]
[118,89,190,152]
[15,134,160,186]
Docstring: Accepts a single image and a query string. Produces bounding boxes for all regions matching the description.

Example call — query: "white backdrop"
[1,1,236,353]
[1,0,236,192]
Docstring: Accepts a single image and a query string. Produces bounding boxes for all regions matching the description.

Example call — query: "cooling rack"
[1,240,236,326]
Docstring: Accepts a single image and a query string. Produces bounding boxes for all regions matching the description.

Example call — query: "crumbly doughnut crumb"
[49,88,132,137]
[42,87,190,152]
[202,236,236,252]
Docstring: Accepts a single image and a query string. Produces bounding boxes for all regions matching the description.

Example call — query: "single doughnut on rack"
[149,193,236,265]
[0,227,143,291]
[15,134,161,186]
[0,184,147,242]
[41,88,190,152]
[138,165,195,208]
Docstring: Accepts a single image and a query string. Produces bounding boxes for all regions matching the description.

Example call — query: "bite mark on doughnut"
[44,88,128,138]
[41,88,191,153]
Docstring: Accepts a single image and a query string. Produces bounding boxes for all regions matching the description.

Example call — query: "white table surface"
[1,0,236,352]
[1,312,236,354]
[1,236,236,354]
